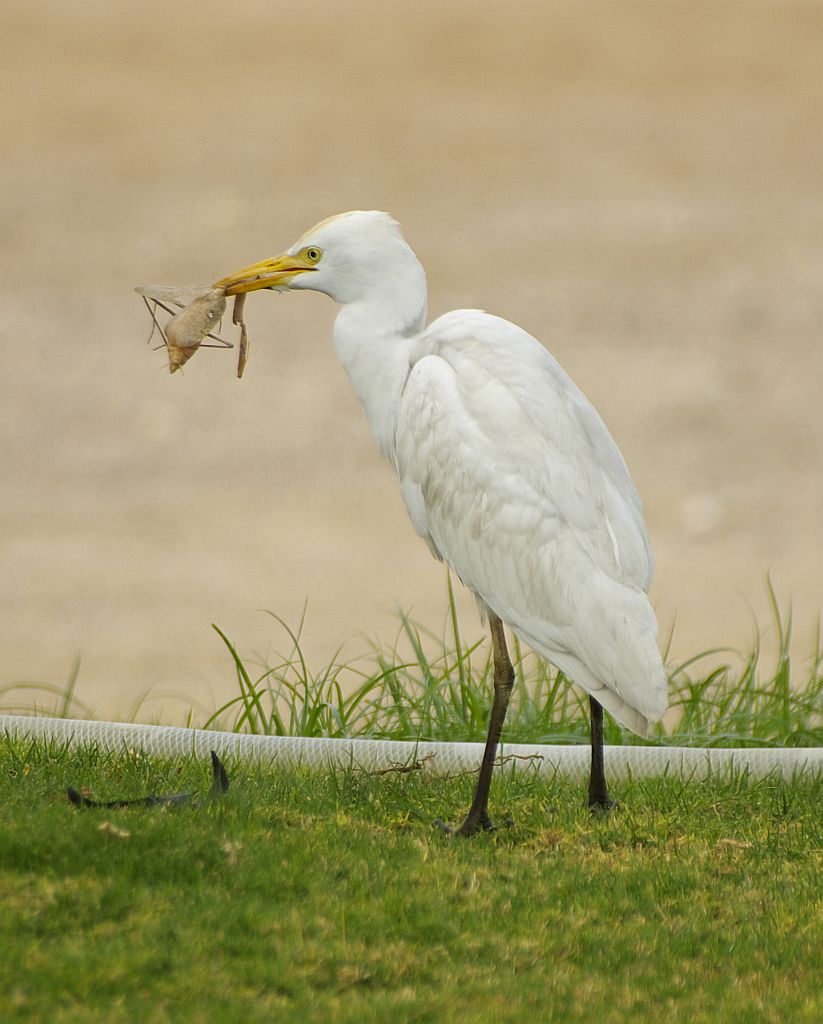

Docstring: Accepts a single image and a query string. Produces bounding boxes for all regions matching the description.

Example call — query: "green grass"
[3,578,823,749]
[2,579,822,1022]
[202,578,823,748]
[1,739,822,1023]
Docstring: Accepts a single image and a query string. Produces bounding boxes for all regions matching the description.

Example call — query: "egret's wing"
[395,310,666,732]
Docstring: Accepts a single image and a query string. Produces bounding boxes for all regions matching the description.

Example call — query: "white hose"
[2,714,822,781]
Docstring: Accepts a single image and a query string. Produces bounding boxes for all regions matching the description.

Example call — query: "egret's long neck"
[333,278,427,466]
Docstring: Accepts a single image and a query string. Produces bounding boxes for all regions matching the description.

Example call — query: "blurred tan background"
[2,0,821,720]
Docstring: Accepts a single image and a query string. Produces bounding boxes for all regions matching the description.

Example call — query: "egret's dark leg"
[587,696,613,811]
[455,613,514,837]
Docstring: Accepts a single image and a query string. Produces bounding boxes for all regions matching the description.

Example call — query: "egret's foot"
[588,794,618,815]
[434,812,497,837]
[455,809,497,837]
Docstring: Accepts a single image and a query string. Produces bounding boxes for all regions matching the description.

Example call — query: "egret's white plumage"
[397,309,665,735]
[216,210,668,827]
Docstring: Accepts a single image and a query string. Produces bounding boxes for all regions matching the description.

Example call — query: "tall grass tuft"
[663,583,823,747]
[4,578,822,747]
[0,654,91,720]
[203,576,823,748]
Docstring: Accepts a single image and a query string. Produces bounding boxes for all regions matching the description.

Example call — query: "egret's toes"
[434,815,490,837]
[452,812,498,837]
[588,796,619,815]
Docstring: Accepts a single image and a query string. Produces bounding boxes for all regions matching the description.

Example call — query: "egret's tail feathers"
[543,645,668,737]
[598,695,650,737]
[585,681,658,737]
[511,578,669,737]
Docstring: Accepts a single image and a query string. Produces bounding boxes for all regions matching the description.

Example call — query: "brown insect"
[137,285,250,377]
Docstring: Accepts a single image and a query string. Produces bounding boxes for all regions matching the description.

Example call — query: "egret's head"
[214,211,424,309]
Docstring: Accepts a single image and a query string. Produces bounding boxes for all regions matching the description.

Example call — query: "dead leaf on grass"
[97,821,131,839]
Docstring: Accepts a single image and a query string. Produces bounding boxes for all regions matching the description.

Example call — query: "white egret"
[215,211,668,835]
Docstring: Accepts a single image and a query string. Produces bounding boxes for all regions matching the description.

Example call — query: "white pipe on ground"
[2,714,822,781]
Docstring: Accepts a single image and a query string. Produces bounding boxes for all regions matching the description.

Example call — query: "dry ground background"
[2,1,821,720]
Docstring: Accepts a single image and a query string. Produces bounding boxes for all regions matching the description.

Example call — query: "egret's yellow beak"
[214,253,317,295]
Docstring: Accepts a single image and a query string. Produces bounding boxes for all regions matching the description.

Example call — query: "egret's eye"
[304,246,323,264]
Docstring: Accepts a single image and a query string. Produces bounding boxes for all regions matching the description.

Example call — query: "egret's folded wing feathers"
[396,311,667,732]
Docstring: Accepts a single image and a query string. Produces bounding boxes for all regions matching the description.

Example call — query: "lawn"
[2,740,822,1023]
[3,586,823,1021]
